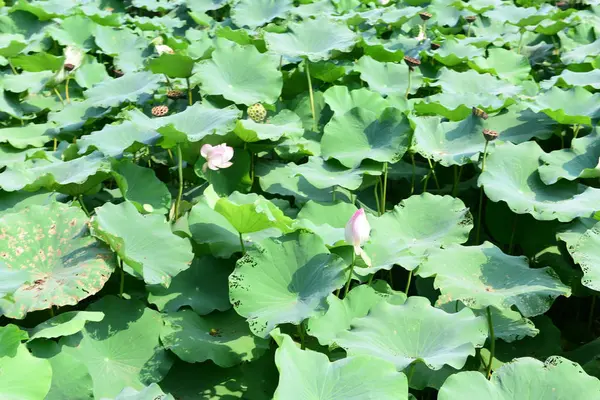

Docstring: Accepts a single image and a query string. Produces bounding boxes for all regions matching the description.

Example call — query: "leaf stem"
[508,214,518,255]
[49,306,54,318]
[405,269,412,295]
[65,76,71,103]
[573,124,581,139]
[173,144,184,221]
[53,87,65,105]
[407,362,416,387]
[305,59,317,132]
[78,195,90,217]
[475,141,490,244]
[239,232,246,254]
[427,158,440,189]
[405,68,412,99]
[373,180,381,216]
[343,252,356,297]
[119,258,125,298]
[517,31,524,53]
[186,77,192,106]
[381,162,388,213]
[410,153,416,195]
[485,306,495,379]
[588,294,596,334]
[9,63,17,75]
[367,274,375,286]
[452,165,463,197]
[297,323,306,350]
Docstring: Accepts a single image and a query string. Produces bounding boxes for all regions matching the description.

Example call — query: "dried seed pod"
[555,0,568,8]
[465,15,477,23]
[482,128,499,141]
[247,103,267,123]
[63,63,75,72]
[431,42,441,50]
[151,105,169,117]
[167,89,184,99]
[419,11,432,21]
[472,107,489,120]
[403,56,421,68]
[113,69,124,77]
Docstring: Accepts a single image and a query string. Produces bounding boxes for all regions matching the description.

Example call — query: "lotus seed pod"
[472,107,489,120]
[63,63,75,72]
[403,56,421,69]
[483,128,499,141]
[167,89,184,99]
[466,15,477,23]
[419,11,432,21]
[247,103,267,123]
[151,105,169,117]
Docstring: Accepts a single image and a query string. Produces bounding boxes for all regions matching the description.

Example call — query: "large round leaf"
[418,242,571,317]
[295,201,358,246]
[336,296,488,371]
[264,16,357,61]
[322,107,411,168]
[28,311,104,341]
[323,86,390,117]
[355,55,423,96]
[273,333,408,400]
[147,256,232,315]
[527,86,600,125]
[112,160,171,215]
[161,309,270,367]
[566,221,600,292]
[362,194,472,275]
[194,43,282,105]
[289,156,381,191]
[483,104,556,144]
[539,128,600,184]
[229,232,347,338]
[234,110,303,143]
[438,356,600,399]
[60,296,173,399]
[91,202,193,287]
[479,141,600,222]
[231,0,293,29]
[0,202,115,319]
[468,47,531,84]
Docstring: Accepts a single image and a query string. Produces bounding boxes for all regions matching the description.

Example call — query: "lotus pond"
[1,0,600,399]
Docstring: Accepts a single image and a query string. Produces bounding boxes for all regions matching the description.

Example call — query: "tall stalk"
[485,306,495,379]
[405,68,412,99]
[380,163,388,213]
[239,233,246,255]
[173,145,184,221]
[119,258,125,298]
[65,76,71,103]
[186,78,192,106]
[305,59,317,132]
[343,252,357,297]
[475,141,490,244]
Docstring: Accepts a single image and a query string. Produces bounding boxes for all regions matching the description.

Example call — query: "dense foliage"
[1,0,600,398]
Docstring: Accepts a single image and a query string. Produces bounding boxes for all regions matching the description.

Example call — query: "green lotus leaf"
[112,160,171,215]
[0,33,27,57]
[0,324,28,357]
[195,43,282,105]
[197,149,252,197]
[78,119,160,158]
[0,332,52,399]
[322,107,411,168]
[132,0,181,11]
[0,85,26,119]
[307,282,406,346]
[79,4,124,26]
[323,86,390,117]
[0,151,110,194]
[438,356,600,399]
[92,201,193,287]
[214,192,294,235]
[28,311,104,341]
[539,128,600,185]
[230,232,346,338]
[47,15,97,50]
[479,141,600,222]
[231,0,293,29]
[264,16,357,62]
[295,201,358,246]
[147,256,231,315]
[0,202,115,319]
[161,309,270,367]
[355,55,423,96]
[10,52,64,72]
[273,333,408,400]
[289,156,381,191]
[127,14,185,31]
[468,47,531,84]
[113,384,174,400]
[411,114,486,167]
[94,25,149,73]
[188,197,283,258]
[0,263,30,299]
[359,29,419,63]
[415,68,520,120]
[160,354,277,400]
[0,122,55,149]
[482,104,556,144]
[527,86,600,125]
[561,39,600,65]
[60,296,172,399]
[148,53,194,78]
[362,194,472,275]
[73,54,110,89]
[0,190,60,215]
[565,221,600,292]
[336,296,488,371]
[156,103,241,144]
[482,3,541,25]
[433,38,485,67]
[541,69,600,90]
[257,161,340,203]
[234,110,303,143]
[419,242,571,317]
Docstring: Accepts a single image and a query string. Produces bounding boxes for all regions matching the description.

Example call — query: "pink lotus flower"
[345,209,372,266]
[200,144,234,172]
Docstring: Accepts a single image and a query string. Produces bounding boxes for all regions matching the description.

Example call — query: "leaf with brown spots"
[0,202,115,319]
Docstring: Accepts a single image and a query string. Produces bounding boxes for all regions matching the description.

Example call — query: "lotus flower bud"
[155,44,175,55]
[63,46,84,72]
[200,143,234,172]
[345,209,372,265]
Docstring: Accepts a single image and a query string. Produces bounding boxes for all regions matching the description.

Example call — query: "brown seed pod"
[482,128,499,141]
[431,42,441,50]
[555,0,568,8]
[247,103,267,123]
[465,15,477,23]
[419,11,432,21]
[403,56,421,68]
[472,107,489,120]
[167,89,184,99]
[151,105,169,117]
[113,69,124,77]
[64,63,75,72]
